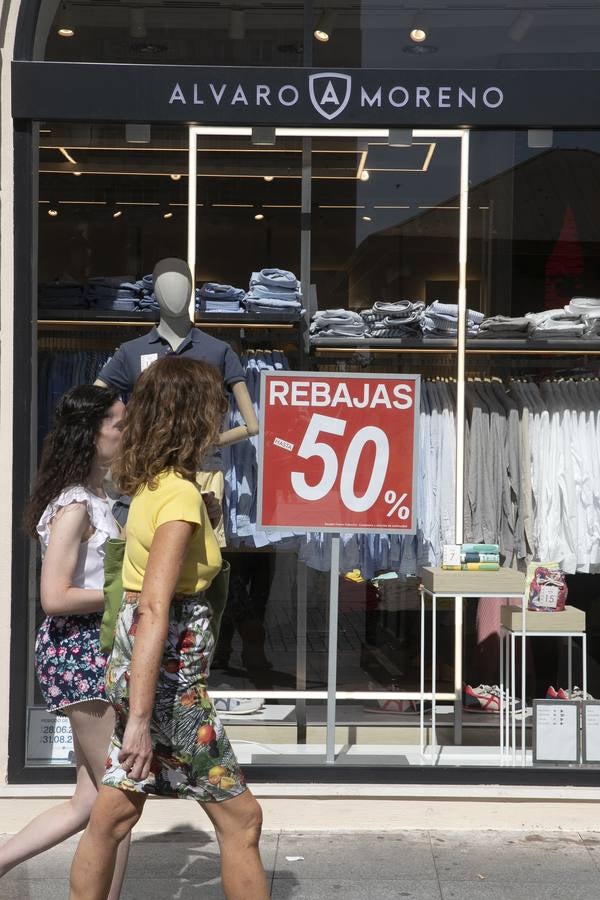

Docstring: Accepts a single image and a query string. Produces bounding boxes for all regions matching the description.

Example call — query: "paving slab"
[430,829,598,883]
[270,879,443,900]
[440,881,600,900]
[274,832,434,879]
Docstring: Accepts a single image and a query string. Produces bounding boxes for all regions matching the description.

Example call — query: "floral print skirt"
[34,614,108,715]
[102,591,247,803]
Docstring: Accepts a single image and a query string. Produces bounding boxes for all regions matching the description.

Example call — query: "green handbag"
[100,538,126,654]
[100,537,230,654]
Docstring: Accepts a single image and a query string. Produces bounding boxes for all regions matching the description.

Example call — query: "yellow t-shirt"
[123,470,222,594]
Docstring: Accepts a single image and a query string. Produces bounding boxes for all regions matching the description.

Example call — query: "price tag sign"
[532,699,580,765]
[257,372,420,533]
[582,701,600,764]
[26,707,75,766]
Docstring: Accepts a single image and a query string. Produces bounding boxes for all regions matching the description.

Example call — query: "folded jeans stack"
[133,274,160,312]
[362,300,425,338]
[246,268,301,315]
[38,280,86,310]
[196,282,246,314]
[526,308,587,340]
[565,297,600,336]
[310,309,367,338]
[85,276,140,312]
[474,315,530,340]
[422,301,484,337]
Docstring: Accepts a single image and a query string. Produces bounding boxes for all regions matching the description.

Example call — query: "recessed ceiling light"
[163,211,173,219]
[362,215,372,222]
[314,10,334,42]
[170,173,182,181]
[73,171,82,176]
[410,10,428,43]
[254,213,265,221]
[360,170,370,181]
[112,209,123,219]
[48,206,59,217]
[57,2,74,37]
[264,175,275,182]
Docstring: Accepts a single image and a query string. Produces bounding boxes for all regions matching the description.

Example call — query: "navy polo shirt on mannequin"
[98,326,245,395]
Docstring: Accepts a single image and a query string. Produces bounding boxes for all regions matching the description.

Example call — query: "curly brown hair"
[113,356,227,496]
[23,384,121,538]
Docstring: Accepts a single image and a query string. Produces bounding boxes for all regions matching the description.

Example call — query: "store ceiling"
[41,1,600,67]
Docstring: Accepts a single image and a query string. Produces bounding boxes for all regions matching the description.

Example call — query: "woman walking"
[0,385,130,899]
[69,357,269,900]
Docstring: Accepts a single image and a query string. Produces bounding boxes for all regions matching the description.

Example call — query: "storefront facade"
[2,0,600,785]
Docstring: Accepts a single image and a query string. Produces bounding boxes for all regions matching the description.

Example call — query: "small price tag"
[443,544,461,568]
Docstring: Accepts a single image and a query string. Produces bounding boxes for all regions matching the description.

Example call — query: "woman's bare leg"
[69,786,145,900]
[68,703,132,900]
[202,789,269,900]
[0,701,121,881]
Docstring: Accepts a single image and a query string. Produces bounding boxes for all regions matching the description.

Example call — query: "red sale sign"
[257,372,420,533]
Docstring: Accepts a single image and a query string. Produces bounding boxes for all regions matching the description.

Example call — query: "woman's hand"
[201,491,222,529]
[118,715,153,781]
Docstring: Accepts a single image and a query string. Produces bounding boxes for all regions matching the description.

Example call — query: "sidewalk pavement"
[2,829,600,899]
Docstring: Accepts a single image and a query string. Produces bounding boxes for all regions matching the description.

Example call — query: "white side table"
[419,567,526,764]
[500,605,587,766]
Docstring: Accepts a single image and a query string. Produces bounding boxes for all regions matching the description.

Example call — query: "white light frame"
[187,125,470,729]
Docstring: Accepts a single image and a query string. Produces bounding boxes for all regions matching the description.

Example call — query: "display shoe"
[213,697,265,715]
[463,683,520,714]
[570,685,595,701]
[363,697,417,714]
[546,685,569,700]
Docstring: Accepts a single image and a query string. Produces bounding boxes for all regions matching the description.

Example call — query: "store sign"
[257,372,420,534]
[11,62,600,127]
[26,707,75,766]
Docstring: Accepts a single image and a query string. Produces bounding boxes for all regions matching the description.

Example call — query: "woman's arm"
[40,503,105,616]
[117,519,195,781]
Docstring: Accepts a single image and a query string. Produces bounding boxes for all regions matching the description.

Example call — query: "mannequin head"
[153,258,192,319]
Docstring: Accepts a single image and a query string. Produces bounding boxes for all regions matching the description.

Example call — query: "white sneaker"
[214,697,264,715]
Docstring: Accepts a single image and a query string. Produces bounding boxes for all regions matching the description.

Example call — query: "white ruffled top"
[36,486,120,592]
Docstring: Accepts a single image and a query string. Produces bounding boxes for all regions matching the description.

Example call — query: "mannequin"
[95,260,270,674]
[95,258,258,447]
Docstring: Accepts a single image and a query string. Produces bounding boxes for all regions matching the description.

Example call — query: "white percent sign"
[384,490,409,520]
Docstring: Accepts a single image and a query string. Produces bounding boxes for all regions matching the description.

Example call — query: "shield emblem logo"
[308,72,352,121]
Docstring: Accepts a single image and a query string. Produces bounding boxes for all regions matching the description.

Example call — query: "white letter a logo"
[320,80,340,106]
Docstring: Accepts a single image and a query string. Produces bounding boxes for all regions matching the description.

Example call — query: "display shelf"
[310,336,600,355]
[37,313,301,330]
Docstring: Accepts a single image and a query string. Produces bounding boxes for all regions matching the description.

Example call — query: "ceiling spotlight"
[47,204,59,217]
[57,2,75,38]
[314,10,334,43]
[129,9,146,39]
[360,169,370,181]
[73,170,82,176]
[254,213,265,221]
[112,208,123,219]
[410,11,428,43]
[163,210,174,219]
[509,10,534,42]
[264,175,275,182]
[362,215,372,222]
[229,9,246,40]
[170,173,182,181]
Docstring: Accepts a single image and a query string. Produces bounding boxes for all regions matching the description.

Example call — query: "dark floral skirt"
[34,614,108,715]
